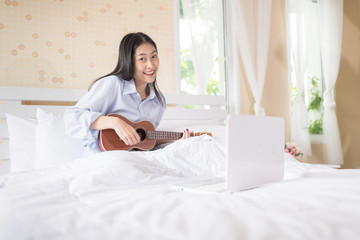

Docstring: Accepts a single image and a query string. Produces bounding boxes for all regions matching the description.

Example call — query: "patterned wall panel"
[0,0,175,93]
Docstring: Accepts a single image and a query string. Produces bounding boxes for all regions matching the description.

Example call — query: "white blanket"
[1,135,360,240]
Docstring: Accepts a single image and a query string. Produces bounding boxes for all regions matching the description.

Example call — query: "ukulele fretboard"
[146,131,184,140]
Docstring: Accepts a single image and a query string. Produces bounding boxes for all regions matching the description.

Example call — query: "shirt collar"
[146,84,156,100]
[123,79,137,95]
[123,79,156,101]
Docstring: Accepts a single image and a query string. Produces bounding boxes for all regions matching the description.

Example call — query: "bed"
[1,86,360,240]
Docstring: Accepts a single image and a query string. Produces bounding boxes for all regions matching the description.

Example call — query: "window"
[288,1,323,137]
[177,0,225,96]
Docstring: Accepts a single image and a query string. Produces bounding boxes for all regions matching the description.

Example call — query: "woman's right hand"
[90,115,140,146]
[111,116,140,146]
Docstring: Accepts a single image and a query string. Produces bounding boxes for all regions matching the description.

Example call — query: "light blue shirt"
[64,75,166,156]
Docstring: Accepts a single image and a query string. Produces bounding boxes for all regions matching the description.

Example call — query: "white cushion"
[5,113,37,172]
[35,108,84,169]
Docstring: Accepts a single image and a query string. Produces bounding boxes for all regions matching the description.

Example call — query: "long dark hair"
[89,32,165,106]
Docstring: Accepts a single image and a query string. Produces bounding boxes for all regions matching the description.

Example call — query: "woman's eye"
[152,55,158,59]
[139,58,145,61]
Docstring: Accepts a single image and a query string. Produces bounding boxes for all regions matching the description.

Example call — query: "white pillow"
[5,113,37,172]
[35,108,84,169]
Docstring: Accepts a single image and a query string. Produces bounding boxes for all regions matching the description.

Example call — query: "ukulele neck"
[146,131,194,140]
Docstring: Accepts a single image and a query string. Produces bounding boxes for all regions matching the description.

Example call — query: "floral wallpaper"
[0,0,175,92]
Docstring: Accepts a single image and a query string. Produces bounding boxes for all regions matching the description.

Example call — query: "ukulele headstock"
[193,132,212,137]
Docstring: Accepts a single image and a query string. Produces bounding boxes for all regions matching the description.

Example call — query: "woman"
[64,32,190,156]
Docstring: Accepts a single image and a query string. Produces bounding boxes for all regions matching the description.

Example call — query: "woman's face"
[132,43,159,86]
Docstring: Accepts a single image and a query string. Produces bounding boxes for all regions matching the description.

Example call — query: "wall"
[0,0,175,93]
[337,0,360,168]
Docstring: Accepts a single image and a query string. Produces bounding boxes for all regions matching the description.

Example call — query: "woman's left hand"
[181,129,193,139]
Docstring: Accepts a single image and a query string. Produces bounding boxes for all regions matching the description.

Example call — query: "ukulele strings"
[146,131,183,140]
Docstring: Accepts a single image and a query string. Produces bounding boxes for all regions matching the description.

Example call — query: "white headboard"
[0,86,227,174]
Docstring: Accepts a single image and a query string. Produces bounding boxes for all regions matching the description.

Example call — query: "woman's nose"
[146,59,154,68]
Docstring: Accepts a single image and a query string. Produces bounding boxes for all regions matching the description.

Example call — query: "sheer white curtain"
[224,0,240,114]
[319,0,344,165]
[286,0,312,157]
[229,0,272,116]
[181,0,223,95]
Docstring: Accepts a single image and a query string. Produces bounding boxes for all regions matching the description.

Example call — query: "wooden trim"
[22,101,76,106]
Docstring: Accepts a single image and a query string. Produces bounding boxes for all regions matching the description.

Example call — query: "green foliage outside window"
[179,0,221,98]
[206,78,219,96]
[307,76,322,111]
[180,49,196,95]
[290,76,323,135]
[180,48,219,108]
[307,76,323,135]
[308,119,323,135]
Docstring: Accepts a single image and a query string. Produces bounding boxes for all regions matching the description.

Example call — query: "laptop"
[172,114,285,193]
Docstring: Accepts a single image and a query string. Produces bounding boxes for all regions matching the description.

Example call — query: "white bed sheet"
[1,135,360,240]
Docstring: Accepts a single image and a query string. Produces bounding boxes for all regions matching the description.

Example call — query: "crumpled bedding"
[1,135,360,240]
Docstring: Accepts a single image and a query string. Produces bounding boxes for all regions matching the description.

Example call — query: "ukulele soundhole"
[136,128,147,141]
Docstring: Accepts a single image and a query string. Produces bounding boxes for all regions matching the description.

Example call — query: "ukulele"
[98,114,212,151]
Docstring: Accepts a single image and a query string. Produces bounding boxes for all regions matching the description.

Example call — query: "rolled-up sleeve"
[63,77,118,147]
